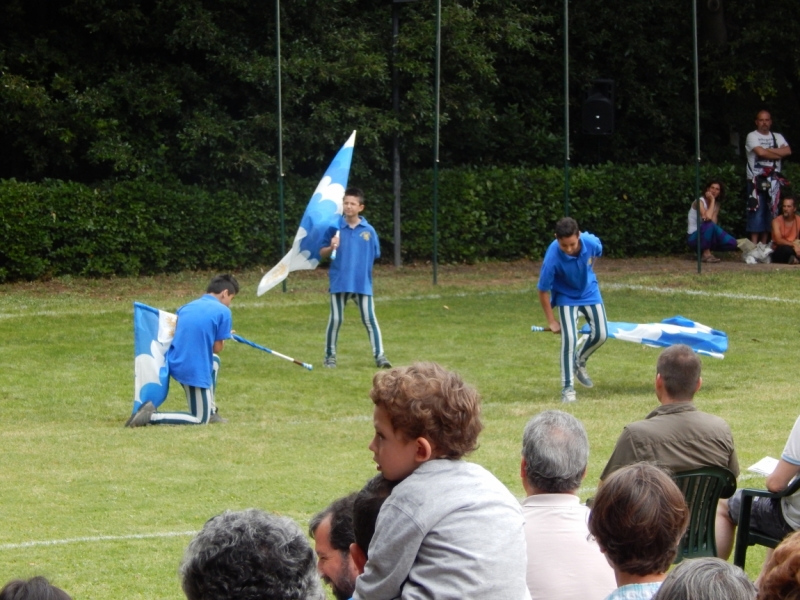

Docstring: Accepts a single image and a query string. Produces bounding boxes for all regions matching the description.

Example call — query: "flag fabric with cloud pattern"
[257,131,356,295]
[133,302,177,414]
[580,315,728,359]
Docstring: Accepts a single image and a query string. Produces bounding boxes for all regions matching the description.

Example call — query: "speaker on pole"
[582,79,614,135]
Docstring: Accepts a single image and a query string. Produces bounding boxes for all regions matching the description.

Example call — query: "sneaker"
[561,387,577,403]
[125,401,155,428]
[574,362,594,388]
[209,412,228,424]
[375,355,392,368]
[323,356,337,368]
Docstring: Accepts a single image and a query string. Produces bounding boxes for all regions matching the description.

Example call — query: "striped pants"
[325,293,384,359]
[558,304,608,389]
[150,355,220,425]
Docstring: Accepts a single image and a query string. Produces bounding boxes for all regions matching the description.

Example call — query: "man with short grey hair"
[180,509,325,600]
[520,410,616,600]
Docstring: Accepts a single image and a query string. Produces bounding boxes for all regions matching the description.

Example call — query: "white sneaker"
[574,362,594,388]
[561,387,577,403]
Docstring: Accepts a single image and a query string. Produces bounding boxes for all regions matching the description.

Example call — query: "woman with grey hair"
[181,509,325,600]
[653,557,755,600]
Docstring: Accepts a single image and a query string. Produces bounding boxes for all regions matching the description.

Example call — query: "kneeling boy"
[354,362,529,600]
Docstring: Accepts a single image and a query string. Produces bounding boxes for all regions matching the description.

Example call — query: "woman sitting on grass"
[588,463,690,600]
[687,179,738,263]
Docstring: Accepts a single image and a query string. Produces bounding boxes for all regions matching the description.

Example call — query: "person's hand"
[331,238,339,250]
[549,320,561,334]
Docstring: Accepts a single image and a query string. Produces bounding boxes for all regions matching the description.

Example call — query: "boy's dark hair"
[656,345,700,400]
[370,362,483,460]
[0,576,72,600]
[308,492,357,554]
[555,217,579,239]
[588,463,689,576]
[344,187,365,205]
[353,475,398,559]
[206,274,239,296]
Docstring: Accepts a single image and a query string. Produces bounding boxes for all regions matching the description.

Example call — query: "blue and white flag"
[580,316,728,359]
[133,302,177,414]
[257,131,356,295]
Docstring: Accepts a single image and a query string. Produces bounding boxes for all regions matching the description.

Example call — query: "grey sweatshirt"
[353,459,529,600]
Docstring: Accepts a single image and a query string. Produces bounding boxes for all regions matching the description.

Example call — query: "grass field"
[0,257,796,597]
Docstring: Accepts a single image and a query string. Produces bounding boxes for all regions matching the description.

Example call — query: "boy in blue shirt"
[537,217,607,403]
[126,274,238,427]
[320,187,390,369]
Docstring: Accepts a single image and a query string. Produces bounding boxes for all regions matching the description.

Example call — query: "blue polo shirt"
[167,294,233,388]
[323,216,380,295]
[537,232,603,307]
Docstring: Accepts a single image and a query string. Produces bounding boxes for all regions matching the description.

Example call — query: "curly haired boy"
[353,362,529,600]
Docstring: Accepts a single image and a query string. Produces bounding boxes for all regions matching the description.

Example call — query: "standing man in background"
[746,110,791,244]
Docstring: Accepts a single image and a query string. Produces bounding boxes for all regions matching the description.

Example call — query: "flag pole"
[432,0,441,286]
[692,0,702,274]
[276,0,287,292]
[563,0,570,217]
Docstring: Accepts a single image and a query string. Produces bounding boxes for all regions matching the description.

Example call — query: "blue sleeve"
[373,227,381,260]
[321,225,338,249]
[215,308,233,341]
[584,233,603,257]
[537,248,556,292]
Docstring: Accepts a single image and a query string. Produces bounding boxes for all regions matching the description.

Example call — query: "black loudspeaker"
[582,79,614,135]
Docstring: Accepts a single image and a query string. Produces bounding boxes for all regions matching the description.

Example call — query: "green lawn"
[0,258,794,597]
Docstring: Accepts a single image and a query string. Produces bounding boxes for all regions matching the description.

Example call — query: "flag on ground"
[133,302,176,414]
[257,131,356,295]
[580,315,728,359]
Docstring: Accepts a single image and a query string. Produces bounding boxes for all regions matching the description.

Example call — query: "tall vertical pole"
[563,0,570,217]
[432,0,441,285]
[392,3,402,267]
[276,0,287,291]
[692,0,702,274]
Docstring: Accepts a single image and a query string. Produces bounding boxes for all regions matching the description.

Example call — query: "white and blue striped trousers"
[558,303,608,389]
[325,292,384,359]
[150,355,220,425]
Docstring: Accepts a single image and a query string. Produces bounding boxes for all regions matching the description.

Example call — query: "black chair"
[732,476,800,569]
[673,466,737,563]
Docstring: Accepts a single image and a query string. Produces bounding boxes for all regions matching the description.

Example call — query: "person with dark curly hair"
[588,463,690,600]
[180,509,324,600]
[353,362,529,600]
[756,530,800,600]
[0,576,71,600]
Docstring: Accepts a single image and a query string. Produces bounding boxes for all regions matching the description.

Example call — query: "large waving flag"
[133,302,176,414]
[257,131,356,295]
[580,316,728,359]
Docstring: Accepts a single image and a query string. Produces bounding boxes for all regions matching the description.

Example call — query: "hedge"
[1,163,796,282]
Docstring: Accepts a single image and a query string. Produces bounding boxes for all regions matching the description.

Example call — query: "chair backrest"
[673,466,737,563]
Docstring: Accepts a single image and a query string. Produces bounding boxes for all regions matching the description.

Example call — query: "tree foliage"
[0,0,798,190]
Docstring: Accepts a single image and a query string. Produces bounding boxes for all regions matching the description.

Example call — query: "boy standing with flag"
[537,217,607,403]
[320,187,391,369]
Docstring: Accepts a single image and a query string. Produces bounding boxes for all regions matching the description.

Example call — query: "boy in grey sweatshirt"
[353,362,529,600]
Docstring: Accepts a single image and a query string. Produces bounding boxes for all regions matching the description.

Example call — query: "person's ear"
[520,458,527,481]
[414,437,433,463]
[695,376,703,394]
[349,542,367,575]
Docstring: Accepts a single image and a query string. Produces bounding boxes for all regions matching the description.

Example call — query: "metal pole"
[392,3,402,267]
[563,0,570,217]
[276,0,286,291]
[432,0,441,285]
[692,0,702,274]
